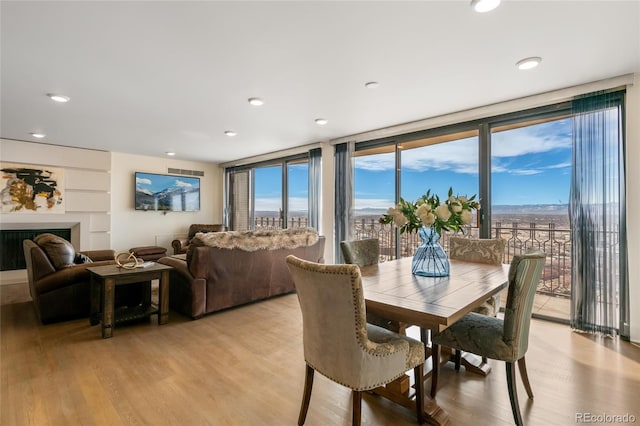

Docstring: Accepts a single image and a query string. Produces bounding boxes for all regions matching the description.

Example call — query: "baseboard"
[0,270,27,286]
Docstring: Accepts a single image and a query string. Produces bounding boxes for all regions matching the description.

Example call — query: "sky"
[354,118,573,211]
[253,117,574,213]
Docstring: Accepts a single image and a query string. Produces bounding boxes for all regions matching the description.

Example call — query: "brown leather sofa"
[171,224,226,255]
[158,228,325,319]
[23,233,149,324]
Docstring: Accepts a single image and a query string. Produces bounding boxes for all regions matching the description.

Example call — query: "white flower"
[393,214,408,226]
[461,209,473,225]
[450,200,463,213]
[420,211,436,226]
[416,203,431,216]
[435,204,452,221]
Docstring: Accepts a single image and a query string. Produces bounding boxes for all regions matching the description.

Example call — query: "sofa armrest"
[171,238,188,255]
[79,250,116,262]
[157,256,206,319]
[158,256,190,277]
[35,260,114,294]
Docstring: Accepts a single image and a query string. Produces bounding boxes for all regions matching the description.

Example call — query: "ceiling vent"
[168,168,204,177]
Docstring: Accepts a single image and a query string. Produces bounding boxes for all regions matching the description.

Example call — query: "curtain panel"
[569,91,628,337]
[308,148,322,230]
[334,143,353,262]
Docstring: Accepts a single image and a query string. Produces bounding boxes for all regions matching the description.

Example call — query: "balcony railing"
[354,217,573,299]
[253,215,584,300]
[254,216,308,230]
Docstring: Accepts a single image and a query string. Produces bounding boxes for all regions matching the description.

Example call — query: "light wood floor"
[2,283,639,426]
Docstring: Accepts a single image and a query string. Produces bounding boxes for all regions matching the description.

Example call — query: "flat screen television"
[135,172,200,211]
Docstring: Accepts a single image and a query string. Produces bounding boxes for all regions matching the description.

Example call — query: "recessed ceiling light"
[315,118,328,126]
[225,130,237,137]
[471,0,500,13]
[365,81,380,89]
[166,152,176,156]
[516,56,542,70]
[47,93,70,103]
[248,97,264,106]
[30,132,46,138]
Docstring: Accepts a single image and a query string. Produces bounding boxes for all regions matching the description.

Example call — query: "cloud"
[136,186,153,195]
[544,162,571,169]
[354,119,572,173]
[136,177,152,185]
[175,180,193,188]
[509,169,543,176]
[254,197,309,212]
[353,198,395,209]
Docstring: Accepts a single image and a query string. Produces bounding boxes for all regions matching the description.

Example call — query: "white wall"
[626,74,639,343]
[109,152,223,253]
[0,139,112,249]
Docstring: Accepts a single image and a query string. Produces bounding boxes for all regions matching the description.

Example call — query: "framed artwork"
[0,163,65,213]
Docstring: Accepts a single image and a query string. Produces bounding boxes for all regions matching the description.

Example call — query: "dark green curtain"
[569,91,627,337]
[308,148,322,230]
[334,143,353,262]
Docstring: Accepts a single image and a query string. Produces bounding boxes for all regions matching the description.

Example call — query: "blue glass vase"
[412,226,450,277]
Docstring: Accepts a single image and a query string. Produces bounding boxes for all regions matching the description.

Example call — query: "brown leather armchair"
[171,224,225,255]
[23,233,148,324]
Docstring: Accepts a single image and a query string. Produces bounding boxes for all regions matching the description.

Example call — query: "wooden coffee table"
[88,263,173,338]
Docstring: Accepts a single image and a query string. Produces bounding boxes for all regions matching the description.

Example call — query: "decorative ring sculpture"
[115,251,143,269]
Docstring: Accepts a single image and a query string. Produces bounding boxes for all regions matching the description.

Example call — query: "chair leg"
[352,390,362,426]
[430,343,440,398]
[517,357,534,399]
[420,327,429,346]
[506,362,524,426]
[298,365,314,426]
[454,349,462,371]
[414,363,425,424]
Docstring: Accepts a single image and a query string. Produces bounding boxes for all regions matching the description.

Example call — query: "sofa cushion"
[34,233,76,270]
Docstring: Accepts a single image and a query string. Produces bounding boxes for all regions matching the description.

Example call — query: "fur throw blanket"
[192,228,319,251]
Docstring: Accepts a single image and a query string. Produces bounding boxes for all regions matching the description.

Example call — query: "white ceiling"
[2,1,639,164]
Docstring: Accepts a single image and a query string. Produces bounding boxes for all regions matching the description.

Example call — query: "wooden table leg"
[101,278,115,338]
[158,270,169,325]
[373,381,450,425]
[89,275,101,326]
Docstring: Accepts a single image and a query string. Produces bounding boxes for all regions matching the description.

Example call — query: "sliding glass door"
[491,116,573,321]
[226,155,311,231]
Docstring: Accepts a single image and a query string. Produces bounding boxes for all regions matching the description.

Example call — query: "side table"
[88,263,173,338]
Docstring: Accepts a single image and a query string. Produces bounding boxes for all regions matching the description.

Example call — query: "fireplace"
[1,228,71,271]
[0,222,81,272]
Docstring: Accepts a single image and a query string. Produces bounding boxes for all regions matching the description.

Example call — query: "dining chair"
[341,238,406,333]
[448,236,506,368]
[430,249,546,426]
[286,255,425,426]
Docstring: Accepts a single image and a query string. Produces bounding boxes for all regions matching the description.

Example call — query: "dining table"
[360,256,509,426]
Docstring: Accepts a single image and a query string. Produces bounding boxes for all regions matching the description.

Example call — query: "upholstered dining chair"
[448,236,506,368]
[341,238,406,333]
[449,236,505,315]
[430,249,546,426]
[286,255,425,426]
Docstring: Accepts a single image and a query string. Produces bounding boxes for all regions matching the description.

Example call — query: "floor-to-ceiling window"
[225,153,312,231]
[349,93,627,329]
[287,159,309,229]
[491,115,573,321]
[353,145,396,258]
[254,165,283,229]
